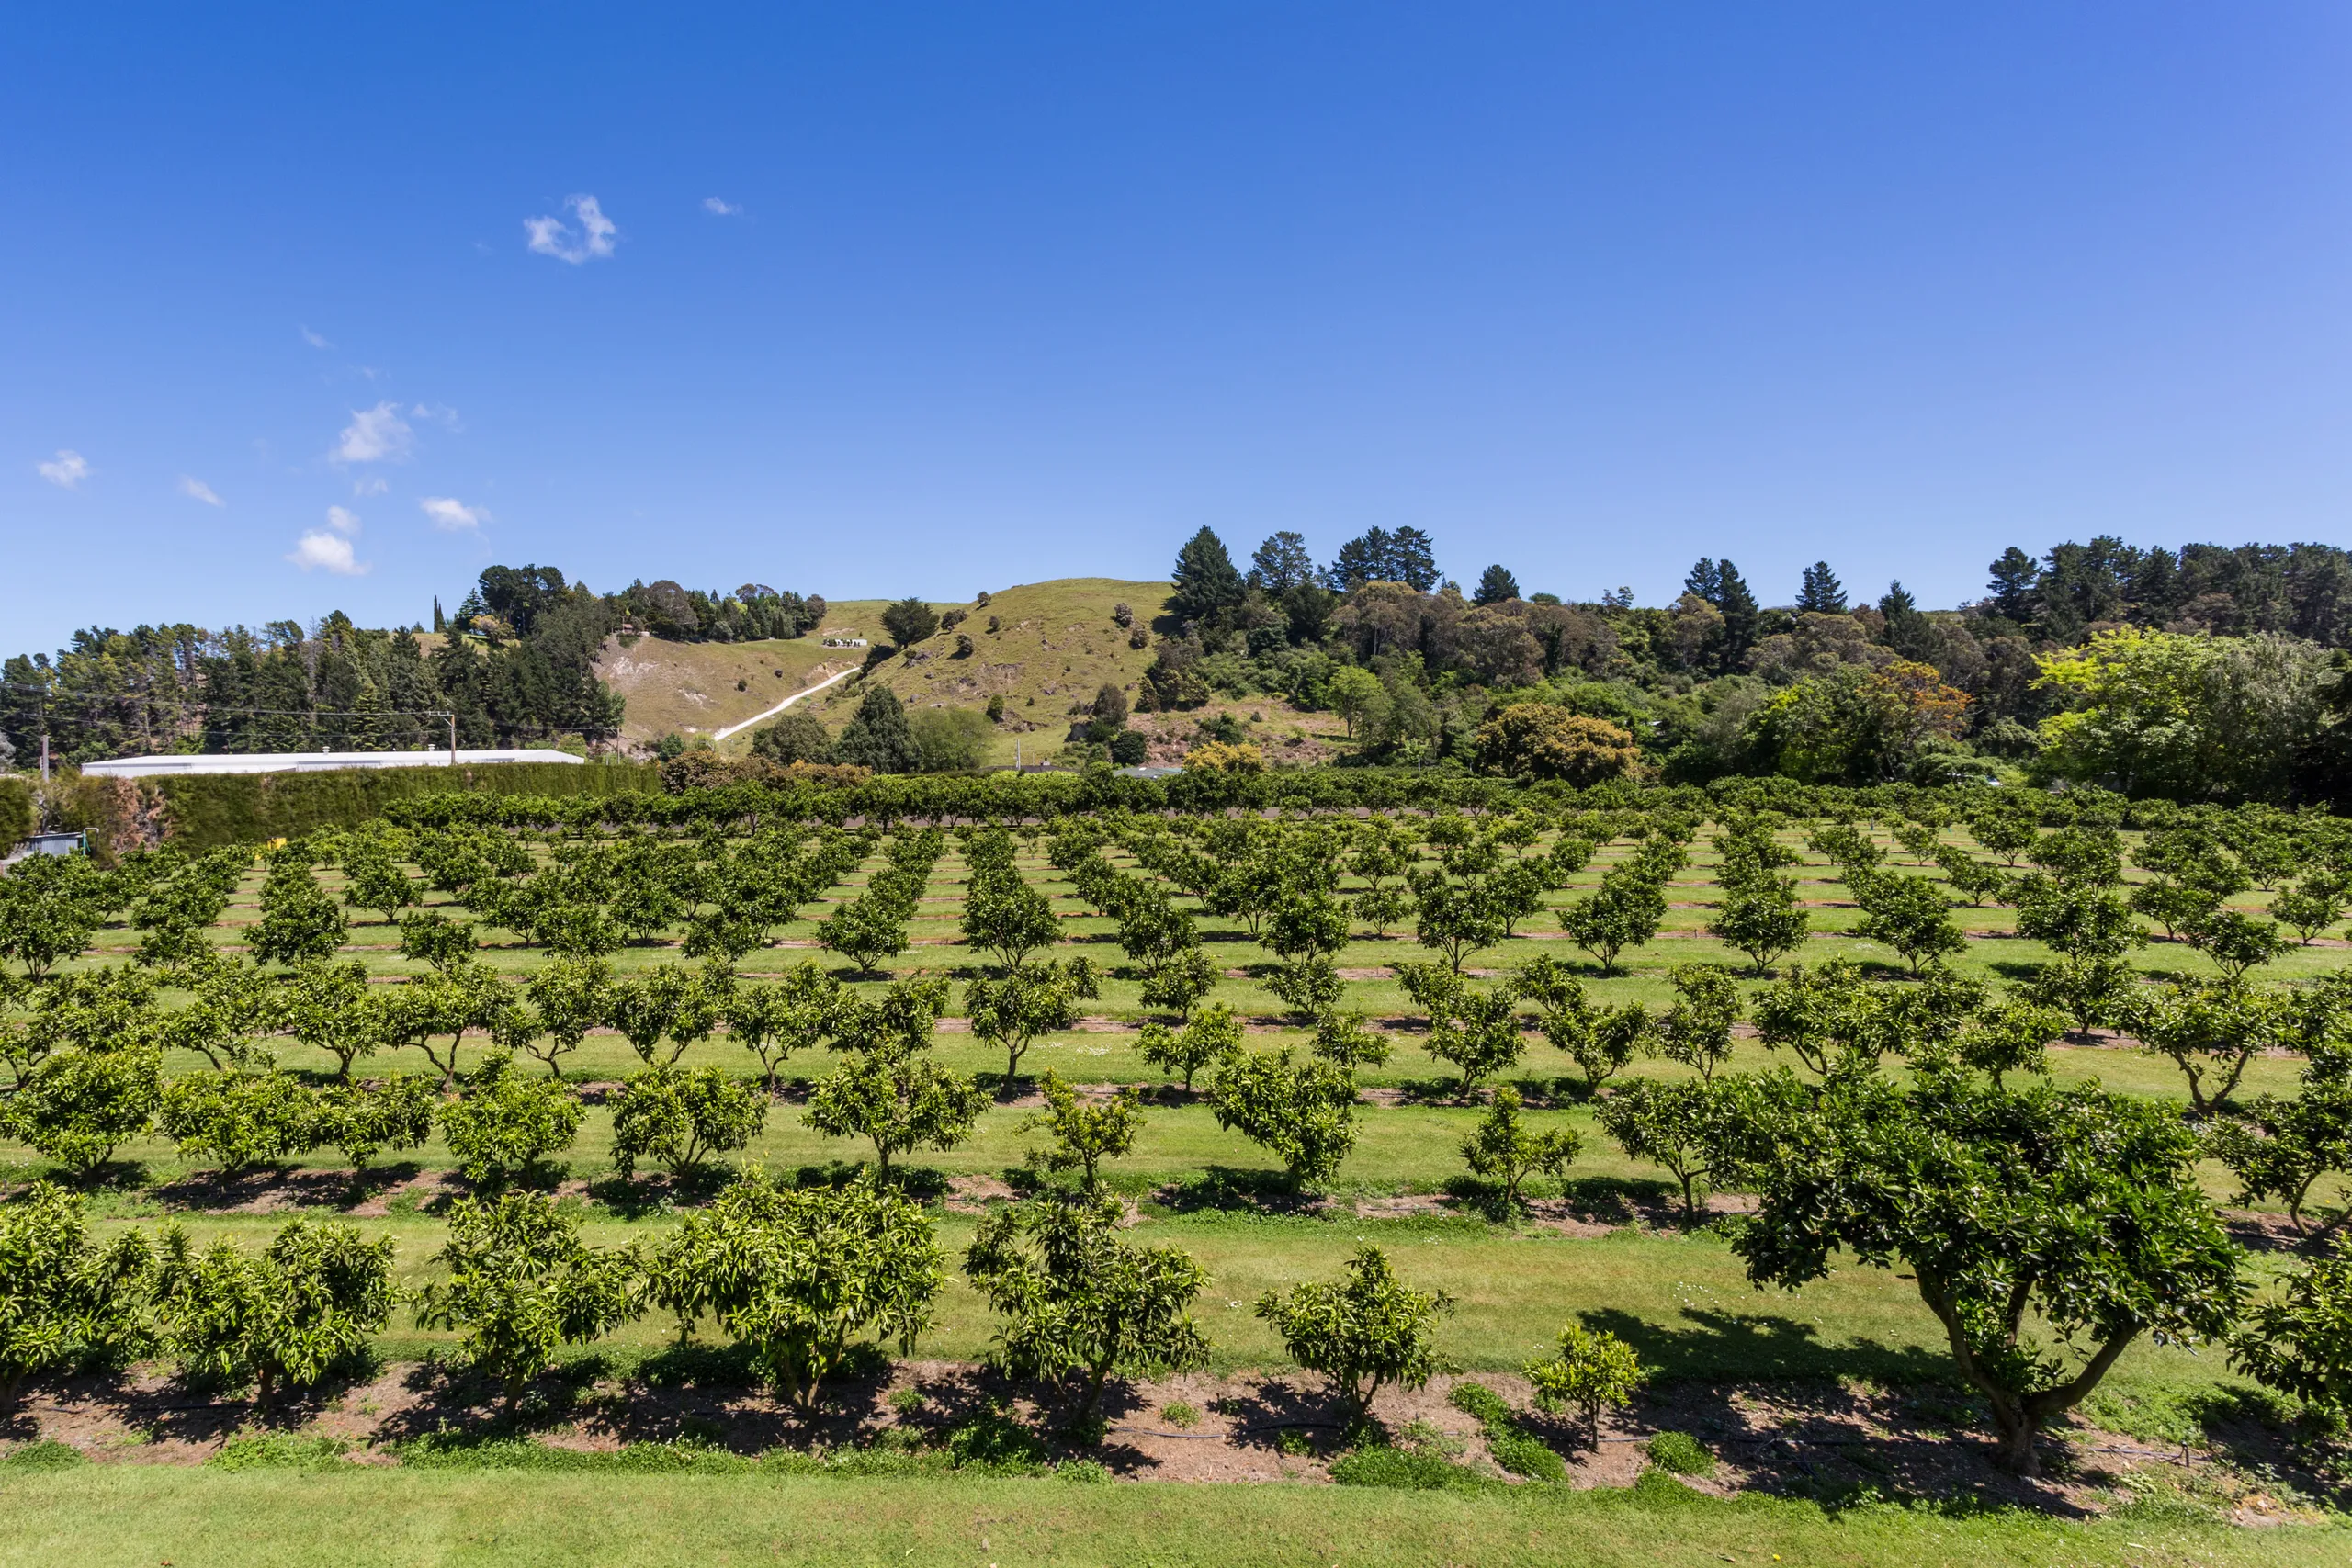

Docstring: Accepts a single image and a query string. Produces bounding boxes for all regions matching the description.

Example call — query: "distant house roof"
[81,749,586,779]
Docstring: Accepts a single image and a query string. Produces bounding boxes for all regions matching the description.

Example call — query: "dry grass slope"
[592,600,895,748]
[592,584,1172,761]
[808,578,1174,764]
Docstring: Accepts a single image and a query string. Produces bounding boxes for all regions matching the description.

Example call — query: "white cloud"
[37,449,90,489]
[419,495,485,532]
[331,401,413,465]
[353,475,389,496]
[409,402,462,431]
[703,197,741,216]
[300,325,332,349]
[325,505,362,536]
[525,194,617,263]
[287,530,368,575]
[178,476,225,507]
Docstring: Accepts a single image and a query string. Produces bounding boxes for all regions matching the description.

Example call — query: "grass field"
[3,1466,2342,1568]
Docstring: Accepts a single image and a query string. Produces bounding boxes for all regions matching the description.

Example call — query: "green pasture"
[5,1466,2338,1568]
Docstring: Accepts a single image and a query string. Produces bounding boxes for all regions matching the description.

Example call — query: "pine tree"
[1328,528,1395,591]
[1878,581,1935,660]
[835,686,923,773]
[1987,547,2039,622]
[1713,560,1759,662]
[1795,561,1846,615]
[1248,532,1316,592]
[1472,565,1521,605]
[1170,527,1247,623]
[432,597,446,633]
[1388,527,1440,591]
[1683,558,1723,603]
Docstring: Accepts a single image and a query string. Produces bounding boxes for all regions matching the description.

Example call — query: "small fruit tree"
[0,1183,153,1404]
[648,1170,942,1407]
[1525,1322,1645,1448]
[964,1193,1210,1427]
[1255,1245,1453,1428]
[415,1192,642,1413]
[156,1218,396,1414]
[1734,1075,2240,1475]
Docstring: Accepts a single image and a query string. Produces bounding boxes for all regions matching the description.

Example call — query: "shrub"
[1255,1246,1452,1426]
[6,1046,163,1178]
[156,1219,396,1411]
[1525,1322,1645,1447]
[0,1183,153,1399]
[1329,1444,1469,1489]
[315,1077,437,1168]
[1645,1429,1714,1476]
[1461,1087,1579,1210]
[157,1071,323,1176]
[414,1192,642,1412]
[610,1066,767,1180]
[1138,1003,1243,1091]
[646,1171,942,1406]
[438,1055,585,1187]
[1209,1048,1358,1185]
[1023,1073,1143,1195]
[964,1193,1210,1426]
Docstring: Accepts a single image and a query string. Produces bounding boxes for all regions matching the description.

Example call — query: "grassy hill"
[593,599,894,748]
[802,578,1176,765]
[600,578,1351,766]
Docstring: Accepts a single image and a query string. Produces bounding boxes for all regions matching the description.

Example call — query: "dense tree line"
[1128,527,2352,806]
[8,531,2352,807]
[2,566,829,766]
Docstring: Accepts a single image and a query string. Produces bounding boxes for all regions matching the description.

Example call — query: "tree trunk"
[1996,1408,2040,1476]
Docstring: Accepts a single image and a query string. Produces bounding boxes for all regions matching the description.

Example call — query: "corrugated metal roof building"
[82,749,585,779]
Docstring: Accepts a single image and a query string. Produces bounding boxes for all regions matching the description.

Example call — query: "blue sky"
[6,3,2351,652]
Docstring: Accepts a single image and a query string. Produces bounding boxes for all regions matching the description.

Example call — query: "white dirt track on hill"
[711,664,860,740]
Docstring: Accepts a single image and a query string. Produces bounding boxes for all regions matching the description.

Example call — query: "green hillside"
[598,580,1354,766]
[805,577,1176,765]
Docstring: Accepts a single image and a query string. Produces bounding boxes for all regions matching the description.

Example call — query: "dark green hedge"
[158,761,659,848]
[378,764,2143,834]
[0,777,33,848]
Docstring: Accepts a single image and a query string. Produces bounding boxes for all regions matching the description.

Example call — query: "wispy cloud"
[37,449,90,489]
[325,505,362,536]
[409,402,462,431]
[419,496,485,532]
[288,529,368,575]
[331,401,413,465]
[703,197,742,216]
[300,325,332,349]
[178,476,225,507]
[353,475,389,497]
[525,194,617,263]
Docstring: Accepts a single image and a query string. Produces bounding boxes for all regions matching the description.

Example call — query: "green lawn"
[0,1468,2341,1568]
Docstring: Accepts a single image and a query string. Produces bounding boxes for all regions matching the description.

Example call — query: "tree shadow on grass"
[586,1164,739,1215]
[1569,1305,2114,1517]
[1149,1165,1322,1215]
[1211,1379,1350,1454]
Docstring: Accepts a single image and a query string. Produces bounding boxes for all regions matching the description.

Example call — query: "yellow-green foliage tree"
[1471,705,1642,784]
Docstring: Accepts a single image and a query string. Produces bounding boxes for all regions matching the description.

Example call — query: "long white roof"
[82,749,586,778]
